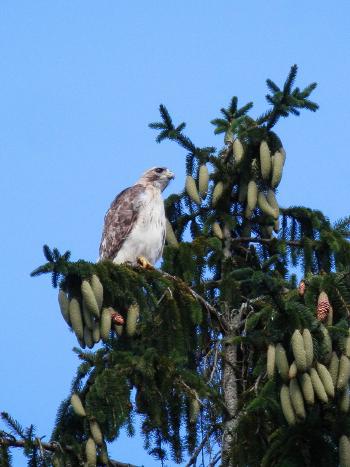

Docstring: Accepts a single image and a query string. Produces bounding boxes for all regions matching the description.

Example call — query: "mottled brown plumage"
[99,167,174,265]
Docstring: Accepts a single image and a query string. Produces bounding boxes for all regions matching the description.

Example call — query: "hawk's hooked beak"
[166,170,175,180]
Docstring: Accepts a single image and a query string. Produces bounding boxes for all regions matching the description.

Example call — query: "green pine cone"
[340,386,350,413]
[90,274,103,311]
[329,351,340,387]
[212,222,223,240]
[198,164,209,198]
[233,138,244,164]
[271,151,284,188]
[166,219,179,247]
[339,435,350,467]
[266,189,279,218]
[71,393,86,417]
[185,175,201,205]
[310,367,328,403]
[267,344,276,379]
[100,307,112,341]
[289,378,306,419]
[90,420,103,446]
[85,437,97,466]
[259,140,271,180]
[58,289,70,325]
[289,361,298,379]
[299,372,315,405]
[247,181,258,211]
[280,384,296,425]
[126,303,140,337]
[275,343,289,382]
[291,330,307,372]
[337,355,350,391]
[257,192,278,218]
[81,280,100,318]
[69,298,84,340]
[316,362,334,398]
[212,181,224,207]
[82,300,93,330]
[320,325,332,364]
[302,329,314,368]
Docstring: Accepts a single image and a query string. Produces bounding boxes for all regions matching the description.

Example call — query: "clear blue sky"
[1,2,349,465]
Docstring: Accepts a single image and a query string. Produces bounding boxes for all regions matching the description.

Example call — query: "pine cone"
[317,291,330,321]
[111,311,125,325]
[298,280,306,297]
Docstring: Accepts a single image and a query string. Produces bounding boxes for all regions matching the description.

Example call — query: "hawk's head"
[138,167,175,191]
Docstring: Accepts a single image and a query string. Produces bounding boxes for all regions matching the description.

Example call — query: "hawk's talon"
[137,256,154,269]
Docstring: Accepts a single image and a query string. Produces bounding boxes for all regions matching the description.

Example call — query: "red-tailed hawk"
[99,167,174,266]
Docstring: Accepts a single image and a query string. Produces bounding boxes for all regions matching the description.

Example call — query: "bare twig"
[253,373,263,395]
[185,426,218,467]
[36,437,45,459]
[231,236,304,247]
[208,344,219,384]
[208,452,221,467]
[156,287,173,305]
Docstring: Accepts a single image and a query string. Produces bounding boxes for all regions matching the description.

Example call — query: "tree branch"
[231,236,304,247]
[158,270,225,330]
[185,426,218,467]
[0,437,141,467]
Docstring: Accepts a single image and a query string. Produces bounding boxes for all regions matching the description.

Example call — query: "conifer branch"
[159,270,224,328]
[263,65,318,129]
[0,437,140,467]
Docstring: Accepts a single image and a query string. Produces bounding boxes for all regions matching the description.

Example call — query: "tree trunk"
[221,224,239,466]
[221,336,238,467]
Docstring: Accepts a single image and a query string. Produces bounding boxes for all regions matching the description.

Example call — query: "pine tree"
[2,65,350,466]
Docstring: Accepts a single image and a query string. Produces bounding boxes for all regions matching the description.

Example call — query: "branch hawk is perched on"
[99,167,174,266]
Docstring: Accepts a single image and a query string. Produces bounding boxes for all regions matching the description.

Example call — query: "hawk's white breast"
[114,186,165,265]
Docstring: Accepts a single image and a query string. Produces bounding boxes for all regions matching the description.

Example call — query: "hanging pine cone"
[298,280,306,297]
[111,310,125,325]
[317,291,330,321]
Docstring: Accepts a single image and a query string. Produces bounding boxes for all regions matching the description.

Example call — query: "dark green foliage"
[145,65,349,466]
[30,256,216,464]
[0,444,12,467]
[260,64,318,129]
[0,413,51,467]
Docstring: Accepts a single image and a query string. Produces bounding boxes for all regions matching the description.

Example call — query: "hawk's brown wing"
[99,184,146,261]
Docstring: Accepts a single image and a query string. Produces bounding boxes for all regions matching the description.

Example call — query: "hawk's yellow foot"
[137,256,154,269]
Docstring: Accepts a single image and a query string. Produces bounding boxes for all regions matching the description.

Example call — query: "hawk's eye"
[155,167,164,174]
